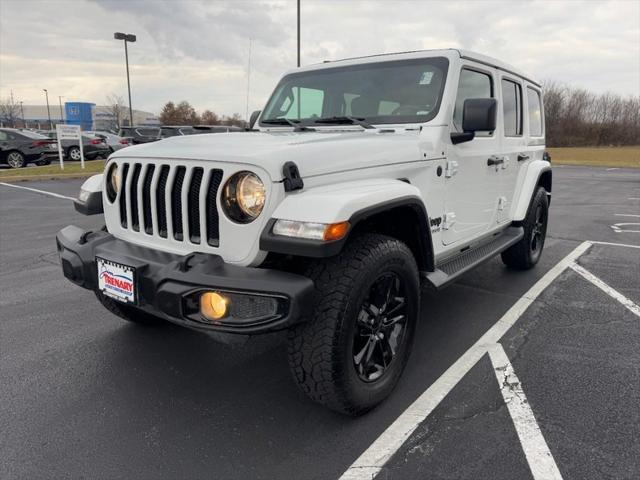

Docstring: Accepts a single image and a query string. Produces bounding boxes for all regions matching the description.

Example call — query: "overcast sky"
[1,0,638,117]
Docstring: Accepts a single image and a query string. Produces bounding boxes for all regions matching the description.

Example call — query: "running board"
[422,226,524,290]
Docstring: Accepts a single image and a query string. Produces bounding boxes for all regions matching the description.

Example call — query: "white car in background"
[86,131,132,153]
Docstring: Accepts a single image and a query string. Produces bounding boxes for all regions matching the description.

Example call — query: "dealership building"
[5,102,160,131]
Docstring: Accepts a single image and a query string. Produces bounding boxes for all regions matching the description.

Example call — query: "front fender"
[261,179,432,262]
[74,174,104,215]
[513,161,551,222]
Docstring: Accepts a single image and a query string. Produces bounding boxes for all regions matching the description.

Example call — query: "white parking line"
[570,263,640,318]
[614,214,640,218]
[487,344,563,480]
[0,182,75,201]
[588,240,640,249]
[339,241,592,480]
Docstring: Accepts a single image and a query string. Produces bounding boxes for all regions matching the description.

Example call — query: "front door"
[442,65,501,246]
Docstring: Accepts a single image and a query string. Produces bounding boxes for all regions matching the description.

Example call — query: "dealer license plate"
[97,257,136,303]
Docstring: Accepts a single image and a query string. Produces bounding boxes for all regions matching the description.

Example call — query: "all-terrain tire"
[501,186,549,270]
[95,291,166,325]
[287,234,420,416]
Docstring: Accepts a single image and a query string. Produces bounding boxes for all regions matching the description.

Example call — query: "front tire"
[6,151,26,168]
[287,234,420,416]
[95,291,166,326]
[501,187,549,270]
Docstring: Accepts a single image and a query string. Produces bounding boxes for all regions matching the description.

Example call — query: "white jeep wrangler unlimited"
[57,49,551,415]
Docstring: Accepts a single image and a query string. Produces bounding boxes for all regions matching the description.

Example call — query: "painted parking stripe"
[0,182,75,201]
[588,240,640,250]
[339,241,592,480]
[487,344,563,480]
[570,263,640,318]
[614,214,640,218]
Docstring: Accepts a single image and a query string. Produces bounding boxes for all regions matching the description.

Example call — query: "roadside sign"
[55,124,85,170]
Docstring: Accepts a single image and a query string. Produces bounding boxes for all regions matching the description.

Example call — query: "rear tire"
[287,234,420,416]
[95,291,166,326]
[501,187,549,270]
[67,146,81,161]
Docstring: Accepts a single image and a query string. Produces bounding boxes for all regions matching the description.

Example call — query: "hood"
[112,129,438,181]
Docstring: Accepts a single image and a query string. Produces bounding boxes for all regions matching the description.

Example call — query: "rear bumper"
[56,225,315,334]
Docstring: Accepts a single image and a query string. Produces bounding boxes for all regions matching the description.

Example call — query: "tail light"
[90,139,103,145]
[31,140,51,147]
[119,139,130,144]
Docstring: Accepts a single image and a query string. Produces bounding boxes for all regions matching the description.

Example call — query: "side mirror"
[249,110,261,130]
[451,98,497,145]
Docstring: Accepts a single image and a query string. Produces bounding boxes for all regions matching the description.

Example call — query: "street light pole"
[58,96,64,123]
[43,89,52,130]
[19,101,25,127]
[114,32,136,127]
[297,0,300,67]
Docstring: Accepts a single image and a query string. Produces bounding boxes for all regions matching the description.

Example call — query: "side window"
[0,131,7,141]
[284,87,324,119]
[501,79,523,136]
[453,69,493,134]
[527,87,543,136]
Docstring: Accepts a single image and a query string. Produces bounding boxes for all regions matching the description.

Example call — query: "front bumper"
[56,225,315,334]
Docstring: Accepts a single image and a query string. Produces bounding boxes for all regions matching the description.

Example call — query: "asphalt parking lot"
[1,165,639,480]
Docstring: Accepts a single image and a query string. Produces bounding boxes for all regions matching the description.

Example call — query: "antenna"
[245,38,252,124]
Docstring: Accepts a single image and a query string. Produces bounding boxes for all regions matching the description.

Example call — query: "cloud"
[1,0,638,118]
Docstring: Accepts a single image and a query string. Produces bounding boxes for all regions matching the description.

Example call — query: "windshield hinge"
[283,161,304,192]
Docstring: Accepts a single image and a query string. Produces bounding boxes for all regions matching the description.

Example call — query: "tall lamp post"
[58,96,64,124]
[114,32,136,127]
[19,101,25,127]
[43,89,52,130]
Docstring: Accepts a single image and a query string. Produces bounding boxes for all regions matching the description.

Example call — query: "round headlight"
[106,162,119,202]
[222,171,266,223]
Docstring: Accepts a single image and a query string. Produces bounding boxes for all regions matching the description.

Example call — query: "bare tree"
[0,94,21,127]
[106,93,126,130]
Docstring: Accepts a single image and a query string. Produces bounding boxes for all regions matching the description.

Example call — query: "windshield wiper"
[310,116,375,129]
[261,118,315,131]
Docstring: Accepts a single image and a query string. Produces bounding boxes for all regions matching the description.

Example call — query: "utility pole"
[43,89,52,130]
[58,96,64,123]
[19,101,25,127]
[297,0,301,67]
[114,32,136,127]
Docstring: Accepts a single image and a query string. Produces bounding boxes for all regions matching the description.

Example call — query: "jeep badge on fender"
[57,49,551,415]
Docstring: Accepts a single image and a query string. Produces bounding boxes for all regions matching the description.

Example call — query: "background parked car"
[158,126,198,138]
[0,128,58,168]
[117,127,160,144]
[85,131,132,153]
[43,131,111,161]
[192,125,244,133]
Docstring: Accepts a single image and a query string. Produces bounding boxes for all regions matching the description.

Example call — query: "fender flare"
[260,179,434,269]
[513,161,552,222]
[74,174,104,215]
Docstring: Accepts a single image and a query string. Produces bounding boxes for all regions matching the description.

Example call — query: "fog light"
[200,291,228,321]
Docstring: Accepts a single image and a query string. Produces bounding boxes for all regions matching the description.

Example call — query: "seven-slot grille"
[118,162,224,246]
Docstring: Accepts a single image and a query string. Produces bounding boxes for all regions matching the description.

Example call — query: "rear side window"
[0,131,7,141]
[501,79,523,136]
[527,88,543,136]
[453,69,493,133]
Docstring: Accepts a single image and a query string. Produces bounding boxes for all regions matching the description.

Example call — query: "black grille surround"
[116,162,224,246]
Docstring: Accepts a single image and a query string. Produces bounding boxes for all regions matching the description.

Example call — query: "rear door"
[442,65,501,246]
[497,74,526,224]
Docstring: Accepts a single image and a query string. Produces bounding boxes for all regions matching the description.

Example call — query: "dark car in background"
[159,125,199,138]
[0,128,58,168]
[192,125,244,133]
[117,127,160,144]
[42,131,111,161]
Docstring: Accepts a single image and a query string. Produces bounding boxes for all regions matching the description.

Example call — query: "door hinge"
[445,160,459,178]
[443,212,456,230]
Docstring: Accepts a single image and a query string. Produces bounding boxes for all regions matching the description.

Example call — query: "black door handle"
[517,154,530,162]
[487,156,504,166]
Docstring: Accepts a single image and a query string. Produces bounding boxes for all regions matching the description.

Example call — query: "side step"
[422,226,524,290]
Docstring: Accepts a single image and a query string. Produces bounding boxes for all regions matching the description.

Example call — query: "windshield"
[261,57,449,127]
